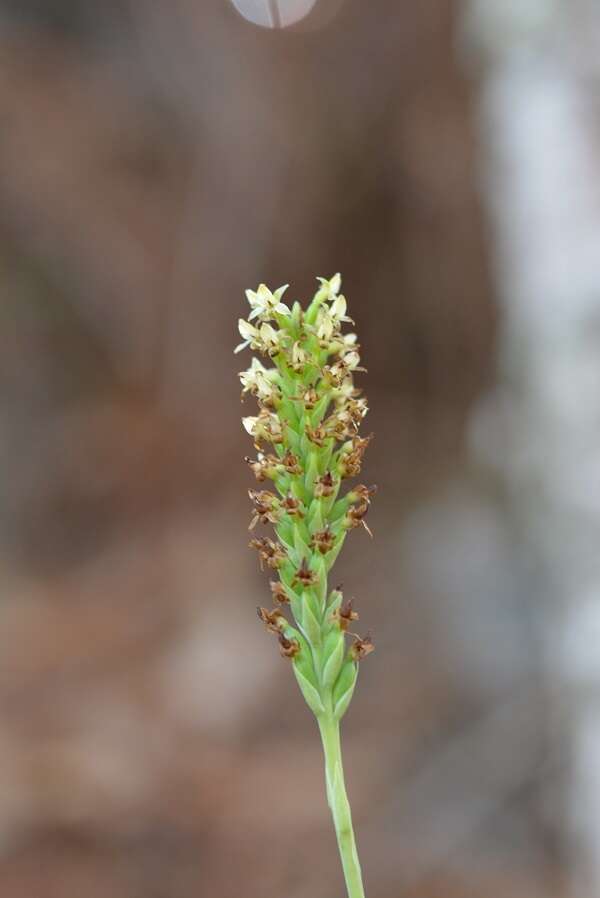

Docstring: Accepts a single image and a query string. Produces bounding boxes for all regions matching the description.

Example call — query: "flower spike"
[236,274,374,898]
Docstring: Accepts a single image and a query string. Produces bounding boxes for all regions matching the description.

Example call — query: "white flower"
[246,283,290,321]
[259,323,282,356]
[239,358,278,400]
[315,306,335,343]
[349,397,369,420]
[242,410,283,444]
[329,332,358,353]
[234,319,260,354]
[291,341,307,371]
[325,350,366,386]
[239,357,265,393]
[334,378,357,403]
[343,350,363,371]
[235,320,283,356]
[242,415,259,435]
[330,294,354,325]
[316,273,342,299]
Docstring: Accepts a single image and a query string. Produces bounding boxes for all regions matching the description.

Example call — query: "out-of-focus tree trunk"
[467,2,600,893]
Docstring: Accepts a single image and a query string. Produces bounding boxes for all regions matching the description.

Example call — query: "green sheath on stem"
[235,274,375,898]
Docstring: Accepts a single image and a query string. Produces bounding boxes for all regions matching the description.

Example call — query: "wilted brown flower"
[338,433,373,479]
[349,484,377,505]
[298,387,319,409]
[245,453,280,482]
[349,633,374,661]
[345,501,373,538]
[281,450,302,475]
[333,596,359,631]
[315,471,336,498]
[257,606,286,634]
[324,410,356,441]
[292,558,318,588]
[280,493,304,519]
[249,537,287,570]
[270,580,289,604]
[278,632,300,659]
[248,489,281,530]
[305,424,328,447]
[310,526,336,555]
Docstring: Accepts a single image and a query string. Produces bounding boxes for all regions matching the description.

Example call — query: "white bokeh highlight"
[230,0,319,28]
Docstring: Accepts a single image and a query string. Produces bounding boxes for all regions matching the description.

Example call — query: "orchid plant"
[236,274,375,898]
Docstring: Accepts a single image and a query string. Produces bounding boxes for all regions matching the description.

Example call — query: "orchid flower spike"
[236,274,375,898]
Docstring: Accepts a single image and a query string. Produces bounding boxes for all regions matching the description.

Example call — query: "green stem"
[318,714,366,898]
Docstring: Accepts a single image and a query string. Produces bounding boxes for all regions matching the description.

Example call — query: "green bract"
[237,274,375,720]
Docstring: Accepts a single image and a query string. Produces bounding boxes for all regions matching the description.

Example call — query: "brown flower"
[278,632,300,659]
[315,471,336,498]
[270,580,290,604]
[345,501,373,538]
[349,634,374,661]
[349,484,377,505]
[310,526,336,555]
[323,354,366,387]
[281,450,302,475]
[345,397,369,427]
[257,606,286,634]
[305,424,327,447]
[292,558,318,588]
[249,537,287,570]
[280,493,304,519]
[338,433,373,479]
[300,387,319,410]
[248,489,281,530]
[324,410,356,441]
[333,596,359,631]
[245,453,280,482]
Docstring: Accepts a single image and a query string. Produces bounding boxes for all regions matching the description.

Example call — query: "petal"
[238,319,256,340]
[316,274,341,297]
[331,295,347,319]
[260,323,279,342]
[234,340,250,354]
[256,284,272,302]
[329,273,342,295]
[242,416,258,435]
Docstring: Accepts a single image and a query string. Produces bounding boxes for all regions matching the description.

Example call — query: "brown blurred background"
[2,1,600,896]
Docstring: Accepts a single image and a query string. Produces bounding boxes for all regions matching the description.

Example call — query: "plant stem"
[318,714,366,898]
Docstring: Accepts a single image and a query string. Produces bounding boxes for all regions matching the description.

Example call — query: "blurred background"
[1,1,600,896]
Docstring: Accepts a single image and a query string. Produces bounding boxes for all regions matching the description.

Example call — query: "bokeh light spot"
[229,0,319,28]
